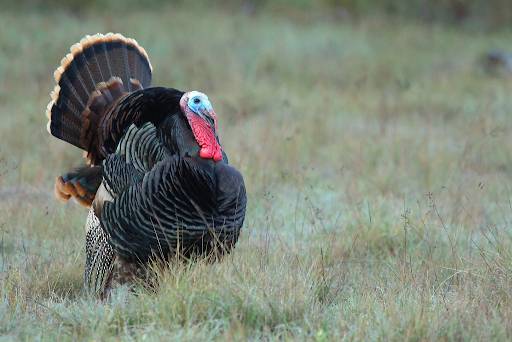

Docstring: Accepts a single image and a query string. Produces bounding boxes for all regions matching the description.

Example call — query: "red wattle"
[200,144,223,162]
[185,108,222,162]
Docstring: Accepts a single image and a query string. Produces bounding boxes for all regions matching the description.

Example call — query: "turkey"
[46,33,247,298]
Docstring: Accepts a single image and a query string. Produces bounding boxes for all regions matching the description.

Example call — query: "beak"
[199,107,217,136]
[198,107,214,119]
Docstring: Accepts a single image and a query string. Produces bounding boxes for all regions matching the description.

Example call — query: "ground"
[0,2,511,340]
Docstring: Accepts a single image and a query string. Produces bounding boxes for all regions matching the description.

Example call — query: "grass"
[1,2,512,340]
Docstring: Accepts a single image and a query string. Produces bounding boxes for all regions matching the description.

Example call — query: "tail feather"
[55,164,102,208]
[82,36,111,84]
[125,38,151,89]
[52,70,86,120]
[47,33,153,165]
[47,104,83,146]
[104,35,131,91]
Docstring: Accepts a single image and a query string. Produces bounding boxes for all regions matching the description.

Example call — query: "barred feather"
[85,207,114,297]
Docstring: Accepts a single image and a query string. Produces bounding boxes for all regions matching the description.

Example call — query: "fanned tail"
[47,33,153,165]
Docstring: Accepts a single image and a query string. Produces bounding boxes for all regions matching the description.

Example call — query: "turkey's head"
[180,91,223,162]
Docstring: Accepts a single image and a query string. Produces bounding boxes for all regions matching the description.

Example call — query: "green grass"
[1,3,512,340]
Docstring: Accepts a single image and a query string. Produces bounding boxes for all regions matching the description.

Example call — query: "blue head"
[186,91,214,119]
[179,90,222,161]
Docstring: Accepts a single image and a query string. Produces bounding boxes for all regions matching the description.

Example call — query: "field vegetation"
[0,1,512,340]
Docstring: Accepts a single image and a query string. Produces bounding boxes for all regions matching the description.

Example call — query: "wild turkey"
[46,33,247,298]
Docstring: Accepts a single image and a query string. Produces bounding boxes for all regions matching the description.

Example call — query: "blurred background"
[5,0,512,27]
[4,0,512,28]
[0,0,512,338]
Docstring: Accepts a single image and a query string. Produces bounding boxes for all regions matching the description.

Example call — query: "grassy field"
[1,2,512,340]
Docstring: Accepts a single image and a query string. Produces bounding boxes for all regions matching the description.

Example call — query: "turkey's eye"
[193,98,201,104]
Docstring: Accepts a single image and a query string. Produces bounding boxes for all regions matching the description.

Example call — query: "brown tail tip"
[54,176,93,208]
